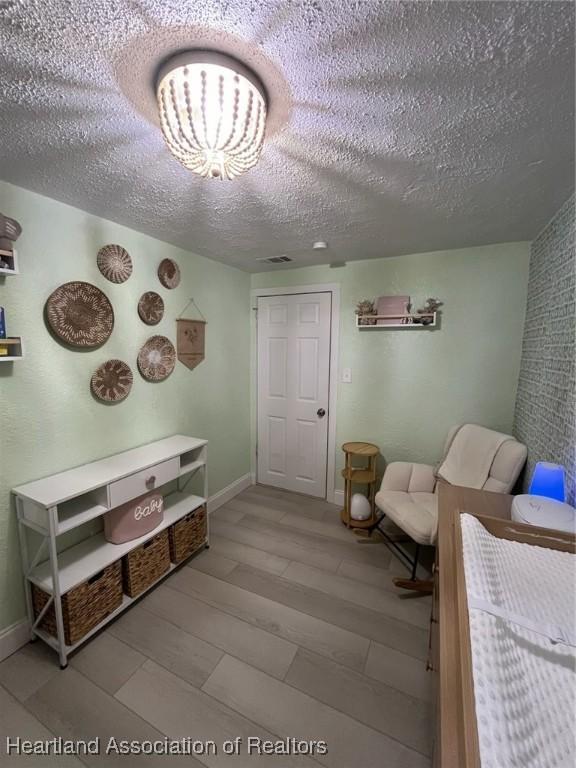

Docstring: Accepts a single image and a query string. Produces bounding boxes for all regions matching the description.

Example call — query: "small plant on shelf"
[413,298,443,324]
[355,299,377,325]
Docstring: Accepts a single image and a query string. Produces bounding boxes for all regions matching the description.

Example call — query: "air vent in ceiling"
[256,255,293,264]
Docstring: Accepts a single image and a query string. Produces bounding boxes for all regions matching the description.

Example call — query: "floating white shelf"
[356,312,437,329]
[0,337,24,361]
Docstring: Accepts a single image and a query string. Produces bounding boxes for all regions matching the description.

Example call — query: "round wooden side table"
[340,441,379,529]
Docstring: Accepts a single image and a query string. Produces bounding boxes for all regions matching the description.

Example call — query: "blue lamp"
[529,462,566,502]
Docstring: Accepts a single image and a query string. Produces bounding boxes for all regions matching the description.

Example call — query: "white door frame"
[251,283,340,504]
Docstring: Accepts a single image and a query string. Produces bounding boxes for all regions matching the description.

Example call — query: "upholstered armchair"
[373,424,527,589]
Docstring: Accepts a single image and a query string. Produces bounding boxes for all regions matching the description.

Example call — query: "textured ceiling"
[0,1,574,272]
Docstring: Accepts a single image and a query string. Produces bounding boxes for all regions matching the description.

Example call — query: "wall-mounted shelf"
[0,248,19,275]
[356,312,437,329]
[0,337,24,361]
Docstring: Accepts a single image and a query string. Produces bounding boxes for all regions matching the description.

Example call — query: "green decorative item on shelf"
[355,299,377,325]
[414,297,443,324]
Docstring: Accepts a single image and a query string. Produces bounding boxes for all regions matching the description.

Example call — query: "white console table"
[13,435,208,668]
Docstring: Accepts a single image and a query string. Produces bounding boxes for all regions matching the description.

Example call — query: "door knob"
[317,408,326,418]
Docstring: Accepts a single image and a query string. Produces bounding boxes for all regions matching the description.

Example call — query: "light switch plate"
[342,367,352,383]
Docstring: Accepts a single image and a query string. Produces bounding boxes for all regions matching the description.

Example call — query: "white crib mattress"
[461,513,576,768]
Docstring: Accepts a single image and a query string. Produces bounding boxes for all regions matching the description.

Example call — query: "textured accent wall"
[514,194,576,504]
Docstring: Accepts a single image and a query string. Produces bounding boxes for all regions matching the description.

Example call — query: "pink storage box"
[104,492,164,544]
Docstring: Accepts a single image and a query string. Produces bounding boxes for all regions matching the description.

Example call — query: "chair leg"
[410,544,420,581]
[357,512,433,593]
[393,577,434,593]
[392,543,433,593]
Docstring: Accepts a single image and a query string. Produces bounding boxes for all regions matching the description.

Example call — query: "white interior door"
[257,292,331,498]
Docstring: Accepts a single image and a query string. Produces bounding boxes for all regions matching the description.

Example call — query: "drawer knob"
[145,475,157,489]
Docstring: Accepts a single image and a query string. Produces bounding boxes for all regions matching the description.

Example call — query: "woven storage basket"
[122,528,170,597]
[31,561,122,646]
[169,505,207,564]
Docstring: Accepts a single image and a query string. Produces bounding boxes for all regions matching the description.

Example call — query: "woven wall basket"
[137,335,176,381]
[97,244,132,284]
[46,281,114,348]
[138,291,164,325]
[91,359,133,403]
[158,258,181,289]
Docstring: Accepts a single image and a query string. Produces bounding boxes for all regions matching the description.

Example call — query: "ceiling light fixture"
[156,51,267,180]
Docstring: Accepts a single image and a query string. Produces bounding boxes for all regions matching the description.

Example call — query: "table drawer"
[108,458,179,509]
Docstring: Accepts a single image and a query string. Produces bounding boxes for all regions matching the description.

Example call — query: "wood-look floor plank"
[1,486,432,768]
[225,498,287,522]
[203,655,429,768]
[210,505,246,524]
[115,660,319,768]
[237,488,333,521]
[107,604,223,688]
[274,511,361,544]
[70,632,145,695]
[208,518,342,573]
[236,514,392,572]
[245,484,337,513]
[364,642,433,703]
[338,559,406,589]
[284,648,432,756]
[225,564,429,661]
[282,562,431,629]
[0,685,85,768]
[169,567,369,672]
[141,584,297,680]
[188,548,239,579]
[204,533,290,575]
[0,641,60,702]
[26,668,197,767]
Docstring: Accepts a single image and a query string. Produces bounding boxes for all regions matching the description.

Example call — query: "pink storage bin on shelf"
[104,492,164,545]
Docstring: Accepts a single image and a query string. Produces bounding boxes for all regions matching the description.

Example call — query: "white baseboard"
[0,619,30,662]
[208,473,252,514]
[332,489,344,506]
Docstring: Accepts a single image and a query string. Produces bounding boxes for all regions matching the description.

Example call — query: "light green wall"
[251,243,530,490]
[0,181,251,631]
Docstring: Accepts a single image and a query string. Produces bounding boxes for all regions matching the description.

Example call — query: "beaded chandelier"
[156,51,267,180]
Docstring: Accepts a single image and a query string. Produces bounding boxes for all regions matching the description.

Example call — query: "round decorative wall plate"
[46,281,114,348]
[137,335,176,381]
[91,360,133,403]
[97,244,133,284]
[138,291,164,325]
[158,258,181,289]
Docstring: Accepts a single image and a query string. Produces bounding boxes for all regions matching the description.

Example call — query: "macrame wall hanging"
[176,298,206,370]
